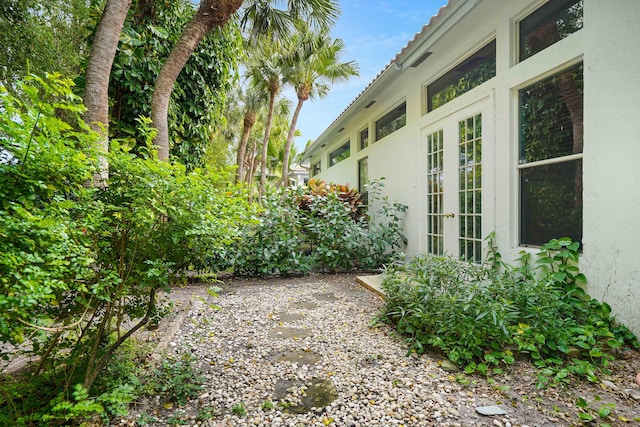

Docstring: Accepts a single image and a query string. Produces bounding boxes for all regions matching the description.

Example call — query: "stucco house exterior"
[301,0,640,334]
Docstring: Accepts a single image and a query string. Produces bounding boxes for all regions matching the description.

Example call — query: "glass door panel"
[426,130,444,255]
[458,114,482,262]
[425,107,484,261]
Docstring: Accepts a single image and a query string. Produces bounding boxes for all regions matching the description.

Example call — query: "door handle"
[443,213,455,218]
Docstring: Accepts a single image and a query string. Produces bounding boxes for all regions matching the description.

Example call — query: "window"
[427,40,496,112]
[359,128,369,151]
[519,0,583,62]
[519,62,583,246]
[358,157,369,206]
[375,103,406,141]
[311,161,321,176]
[329,141,350,167]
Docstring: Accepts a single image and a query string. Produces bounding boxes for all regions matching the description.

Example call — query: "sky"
[288,0,448,152]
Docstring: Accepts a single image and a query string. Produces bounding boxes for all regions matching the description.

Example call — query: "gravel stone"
[115,275,640,426]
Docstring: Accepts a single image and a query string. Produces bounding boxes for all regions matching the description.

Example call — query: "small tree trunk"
[259,90,277,197]
[282,97,305,187]
[236,113,255,183]
[151,0,244,161]
[83,0,132,185]
[246,139,258,184]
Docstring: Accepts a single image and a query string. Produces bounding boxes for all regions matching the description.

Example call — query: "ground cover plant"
[380,235,639,388]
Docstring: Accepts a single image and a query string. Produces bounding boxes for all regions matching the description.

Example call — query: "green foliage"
[0,72,402,425]
[234,190,310,276]
[0,75,254,425]
[380,236,639,387]
[233,178,407,276]
[109,0,243,169]
[145,353,204,406]
[231,402,247,417]
[0,0,92,89]
[0,73,101,349]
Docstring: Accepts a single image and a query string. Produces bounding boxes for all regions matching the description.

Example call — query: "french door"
[424,104,485,262]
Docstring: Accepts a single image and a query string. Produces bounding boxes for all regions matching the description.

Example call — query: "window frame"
[375,102,406,142]
[359,127,369,151]
[517,0,583,63]
[311,160,321,177]
[517,62,584,247]
[425,40,496,113]
[328,140,351,167]
[357,157,369,206]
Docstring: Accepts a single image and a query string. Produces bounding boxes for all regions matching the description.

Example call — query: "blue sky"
[289,0,448,151]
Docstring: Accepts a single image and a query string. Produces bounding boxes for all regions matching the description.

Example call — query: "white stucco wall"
[581,0,640,334]
[307,0,640,334]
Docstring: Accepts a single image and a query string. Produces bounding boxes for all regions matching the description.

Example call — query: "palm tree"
[241,0,339,43]
[152,0,340,162]
[151,0,244,161]
[245,37,288,196]
[83,0,132,184]
[246,96,291,187]
[235,83,267,183]
[281,25,358,187]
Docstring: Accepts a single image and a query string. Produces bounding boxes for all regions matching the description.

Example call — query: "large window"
[358,157,369,206]
[359,128,369,151]
[375,103,406,141]
[519,0,583,62]
[519,62,583,246]
[329,141,350,167]
[427,40,496,112]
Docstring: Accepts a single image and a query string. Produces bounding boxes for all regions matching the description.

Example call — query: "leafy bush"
[0,75,254,425]
[380,236,639,386]
[233,190,311,277]
[233,179,407,276]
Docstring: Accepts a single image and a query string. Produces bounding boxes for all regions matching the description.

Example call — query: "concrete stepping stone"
[313,292,337,302]
[268,349,321,364]
[272,312,305,323]
[268,327,313,340]
[274,377,338,414]
[289,300,318,310]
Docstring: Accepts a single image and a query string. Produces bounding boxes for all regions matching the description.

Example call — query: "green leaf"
[579,412,595,421]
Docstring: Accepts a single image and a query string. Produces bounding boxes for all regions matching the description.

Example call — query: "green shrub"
[233,179,407,276]
[233,190,310,277]
[380,236,639,386]
[0,74,406,424]
[0,74,253,425]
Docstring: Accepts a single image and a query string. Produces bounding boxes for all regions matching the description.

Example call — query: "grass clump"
[380,235,639,387]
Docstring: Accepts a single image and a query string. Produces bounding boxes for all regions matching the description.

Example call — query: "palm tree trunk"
[246,139,257,183]
[151,0,244,161]
[83,0,132,185]
[236,113,255,183]
[259,90,277,196]
[282,97,305,187]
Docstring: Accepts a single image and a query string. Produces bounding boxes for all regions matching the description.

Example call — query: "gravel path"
[118,274,640,427]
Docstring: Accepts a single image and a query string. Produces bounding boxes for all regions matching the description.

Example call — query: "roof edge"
[302,0,462,162]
